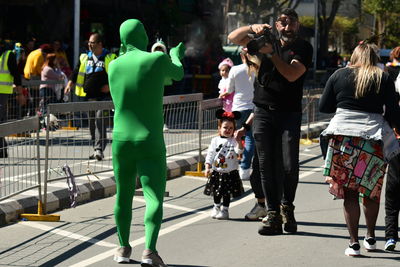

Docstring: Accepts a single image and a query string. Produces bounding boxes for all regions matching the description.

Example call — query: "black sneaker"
[89,150,104,161]
[258,210,283,235]
[281,204,297,233]
[94,149,104,161]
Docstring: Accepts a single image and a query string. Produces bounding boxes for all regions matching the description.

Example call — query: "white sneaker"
[245,202,267,221]
[239,168,251,181]
[210,205,220,219]
[363,237,377,251]
[215,207,229,220]
[345,242,361,256]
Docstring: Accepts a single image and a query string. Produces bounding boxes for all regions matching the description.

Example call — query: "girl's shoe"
[210,205,221,219]
[345,242,361,256]
[363,237,377,251]
[385,239,396,251]
[215,207,229,220]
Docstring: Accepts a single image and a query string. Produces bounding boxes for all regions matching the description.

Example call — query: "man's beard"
[279,31,298,43]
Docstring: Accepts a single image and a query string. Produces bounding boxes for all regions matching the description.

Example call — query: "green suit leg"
[113,140,166,251]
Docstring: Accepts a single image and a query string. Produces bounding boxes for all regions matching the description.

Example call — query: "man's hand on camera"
[250,24,271,34]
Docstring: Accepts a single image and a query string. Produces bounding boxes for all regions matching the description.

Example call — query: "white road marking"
[21,221,116,247]
[299,165,325,179]
[134,198,207,214]
[299,152,319,157]
[165,133,216,148]
[70,193,255,267]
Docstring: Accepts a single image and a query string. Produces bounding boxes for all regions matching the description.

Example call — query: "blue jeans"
[235,109,255,170]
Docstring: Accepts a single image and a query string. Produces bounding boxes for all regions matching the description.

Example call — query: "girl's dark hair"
[215,109,241,133]
[218,118,237,130]
[42,53,57,70]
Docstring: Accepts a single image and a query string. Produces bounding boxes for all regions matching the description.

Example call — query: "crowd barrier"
[0,87,330,212]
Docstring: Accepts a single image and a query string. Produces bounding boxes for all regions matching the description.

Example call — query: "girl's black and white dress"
[204,136,244,198]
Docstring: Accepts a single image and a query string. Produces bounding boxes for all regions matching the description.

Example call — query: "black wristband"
[242,123,251,131]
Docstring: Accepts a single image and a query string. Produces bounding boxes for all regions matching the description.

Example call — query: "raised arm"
[165,42,185,81]
[228,24,270,47]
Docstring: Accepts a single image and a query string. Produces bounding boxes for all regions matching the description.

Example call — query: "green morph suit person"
[109,19,185,265]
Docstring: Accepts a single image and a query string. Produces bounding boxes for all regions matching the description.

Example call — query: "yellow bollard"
[299,138,313,145]
[60,119,78,130]
[185,162,206,177]
[20,201,60,222]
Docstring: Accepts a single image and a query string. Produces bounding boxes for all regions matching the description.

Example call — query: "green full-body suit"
[109,19,185,251]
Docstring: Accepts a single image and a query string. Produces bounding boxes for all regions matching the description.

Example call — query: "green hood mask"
[119,19,149,56]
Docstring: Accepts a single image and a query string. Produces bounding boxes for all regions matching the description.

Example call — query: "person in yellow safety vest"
[64,33,116,161]
[0,41,26,158]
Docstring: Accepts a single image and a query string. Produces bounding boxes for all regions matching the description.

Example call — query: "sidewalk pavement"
[0,120,330,226]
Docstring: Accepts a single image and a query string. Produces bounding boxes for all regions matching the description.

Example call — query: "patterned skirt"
[323,135,387,202]
[204,170,244,198]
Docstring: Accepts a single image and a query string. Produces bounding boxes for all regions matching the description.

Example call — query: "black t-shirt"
[253,38,313,112]
[387,65,400,82]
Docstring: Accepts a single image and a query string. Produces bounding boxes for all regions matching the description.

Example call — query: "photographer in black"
[228,8,313,235]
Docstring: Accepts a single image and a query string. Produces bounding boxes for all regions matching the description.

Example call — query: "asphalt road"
[0,144,399,267]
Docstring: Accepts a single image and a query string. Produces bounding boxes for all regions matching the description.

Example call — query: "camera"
[246,28,276,55]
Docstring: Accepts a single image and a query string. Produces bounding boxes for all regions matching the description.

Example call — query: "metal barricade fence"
[43,94,205,183]
[6,80,66,122]
[0,117,41,201]
[163,93,203,156]
[302,87,333,139]
[0,88,331,203]
[200,98,222,151]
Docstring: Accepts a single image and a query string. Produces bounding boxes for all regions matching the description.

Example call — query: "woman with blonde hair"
[319,42,400,256]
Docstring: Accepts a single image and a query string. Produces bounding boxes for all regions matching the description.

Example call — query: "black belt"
[255,104,277,111]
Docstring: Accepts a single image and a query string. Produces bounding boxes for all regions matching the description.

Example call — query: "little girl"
[218,58,234,112]
[204,109,244,220]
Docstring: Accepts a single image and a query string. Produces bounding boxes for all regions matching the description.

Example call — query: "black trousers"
[0,94,8,158]
[253,106,301,212]
[249,148,265,199]
[386,153,400,241]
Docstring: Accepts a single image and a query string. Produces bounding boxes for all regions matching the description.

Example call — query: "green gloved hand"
[170,42,185,60]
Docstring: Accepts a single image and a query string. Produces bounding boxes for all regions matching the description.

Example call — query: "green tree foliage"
[300,15,358,53]
[231,0,304,24]
[362,0,400,48]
